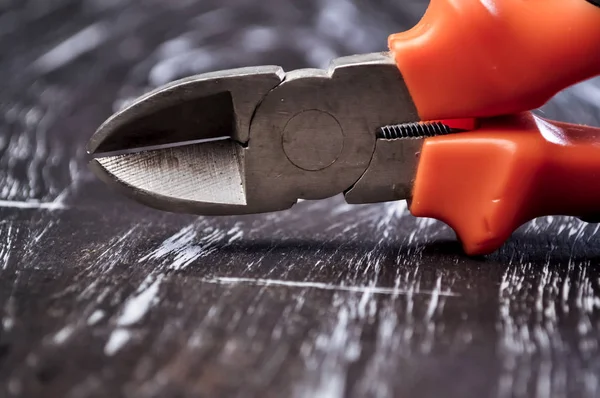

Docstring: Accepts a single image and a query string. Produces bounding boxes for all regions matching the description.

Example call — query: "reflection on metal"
[534,115,568,146]
[96,140,246,206]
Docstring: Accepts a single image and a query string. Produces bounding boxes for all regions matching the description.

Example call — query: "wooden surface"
[2,1,600,397]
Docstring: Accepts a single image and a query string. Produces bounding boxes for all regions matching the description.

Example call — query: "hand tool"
[87,0,600,255]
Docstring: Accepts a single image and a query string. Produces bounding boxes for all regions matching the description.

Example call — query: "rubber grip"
[410,113,600,255]
[388,0,600,121]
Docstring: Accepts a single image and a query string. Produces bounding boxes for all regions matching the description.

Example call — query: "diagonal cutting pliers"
[87,0,600,255]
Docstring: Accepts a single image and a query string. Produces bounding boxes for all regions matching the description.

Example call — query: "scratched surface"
[1,1,600,397]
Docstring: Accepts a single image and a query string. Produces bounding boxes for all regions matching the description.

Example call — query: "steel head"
[88,66,285,215]
[89,52,422,216]
[88,66,285,155]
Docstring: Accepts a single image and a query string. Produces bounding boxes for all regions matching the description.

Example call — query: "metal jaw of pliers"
[89,53,428,215]
[89,0,600,256]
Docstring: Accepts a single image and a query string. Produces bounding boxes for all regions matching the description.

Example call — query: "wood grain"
[1,1,600,397]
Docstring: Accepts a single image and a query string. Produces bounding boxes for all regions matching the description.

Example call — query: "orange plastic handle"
[389,0,600,121]
[410,113,600,255]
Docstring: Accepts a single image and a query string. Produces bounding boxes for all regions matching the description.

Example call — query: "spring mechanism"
[376,122,455,140]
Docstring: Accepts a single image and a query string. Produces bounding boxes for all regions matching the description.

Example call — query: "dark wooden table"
[1,1,600,397]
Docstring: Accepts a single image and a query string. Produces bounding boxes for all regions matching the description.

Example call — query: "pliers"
[87,0,600,256]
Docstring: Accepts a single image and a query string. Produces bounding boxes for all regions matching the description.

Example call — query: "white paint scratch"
[497,258,600,397]
[378,201,408,238]
[424,275,442,321]
[101,222,242,357]
[0,222,15,269]
[79,226,138,278]
[34,23,109,73]
[139,225,197,263]
[116,275,163,327]
[32,221,55,244]
[139,223,243,271]
[311,305,356,398]
[100,227,136,258]
[103,274,164,356]
[104,329,131,356]
[2,316,14,331]
[0,199,66,210]
[52,325,75,345]
[206,276,457,297]
[87,310,105,326]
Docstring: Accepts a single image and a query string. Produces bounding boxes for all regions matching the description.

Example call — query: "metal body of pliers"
[89,0,600,255]
[89,53,426,215]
